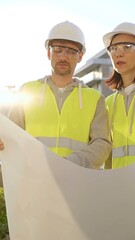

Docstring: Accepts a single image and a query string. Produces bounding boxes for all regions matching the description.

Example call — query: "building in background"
[75,48,113,97]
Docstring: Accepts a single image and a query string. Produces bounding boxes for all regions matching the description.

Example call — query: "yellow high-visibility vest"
[21,81,100,157]
[106,92,135,169]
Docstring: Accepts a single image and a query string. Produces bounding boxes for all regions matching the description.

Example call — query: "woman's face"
[109,34,135,77]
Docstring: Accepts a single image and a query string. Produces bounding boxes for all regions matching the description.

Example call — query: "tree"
[0,187,9,240]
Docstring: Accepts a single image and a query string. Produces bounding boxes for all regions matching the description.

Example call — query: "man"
[1,20,111,169]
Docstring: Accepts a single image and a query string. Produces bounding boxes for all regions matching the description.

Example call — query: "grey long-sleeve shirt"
[8,76,111,169]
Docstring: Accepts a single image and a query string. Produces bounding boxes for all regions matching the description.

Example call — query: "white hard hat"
[103,22,135,48]
[45,21,86,54]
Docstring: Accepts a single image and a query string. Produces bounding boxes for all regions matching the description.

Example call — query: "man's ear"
[77,52,83,63]
[47,49,51,60]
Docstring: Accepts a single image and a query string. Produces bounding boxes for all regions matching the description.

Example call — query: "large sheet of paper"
[0,113,135,240]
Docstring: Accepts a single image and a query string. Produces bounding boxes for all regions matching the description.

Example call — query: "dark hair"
[105,70,123,90]
[105,69,135,90]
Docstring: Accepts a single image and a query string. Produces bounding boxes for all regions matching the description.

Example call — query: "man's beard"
[54,61,71,75]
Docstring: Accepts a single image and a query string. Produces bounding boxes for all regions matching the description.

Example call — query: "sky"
[1,0,135,88]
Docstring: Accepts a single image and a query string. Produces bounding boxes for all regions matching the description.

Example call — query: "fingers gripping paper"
[0,113,135,240]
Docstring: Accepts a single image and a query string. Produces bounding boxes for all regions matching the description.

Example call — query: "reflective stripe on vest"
[36,136,87,151]
[22,81,100,157]
[113,145,135,158]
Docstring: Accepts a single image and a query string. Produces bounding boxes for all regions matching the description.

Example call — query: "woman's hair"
[105,70,123,90]
[105,70,135,90]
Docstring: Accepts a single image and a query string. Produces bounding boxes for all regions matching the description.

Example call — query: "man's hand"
[0,139,4,150]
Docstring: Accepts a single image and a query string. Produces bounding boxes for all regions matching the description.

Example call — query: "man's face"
[48,40,83,76]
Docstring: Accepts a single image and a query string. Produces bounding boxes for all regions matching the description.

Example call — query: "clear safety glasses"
[107,42,135,55]
[49,45,80,58]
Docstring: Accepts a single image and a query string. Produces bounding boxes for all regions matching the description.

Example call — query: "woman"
[103,22,135,169]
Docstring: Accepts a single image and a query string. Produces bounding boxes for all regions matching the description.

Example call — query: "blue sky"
[1,0,135,86]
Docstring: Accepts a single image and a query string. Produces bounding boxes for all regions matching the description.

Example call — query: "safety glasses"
[107,42,135,55]
[49,45,80,58]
